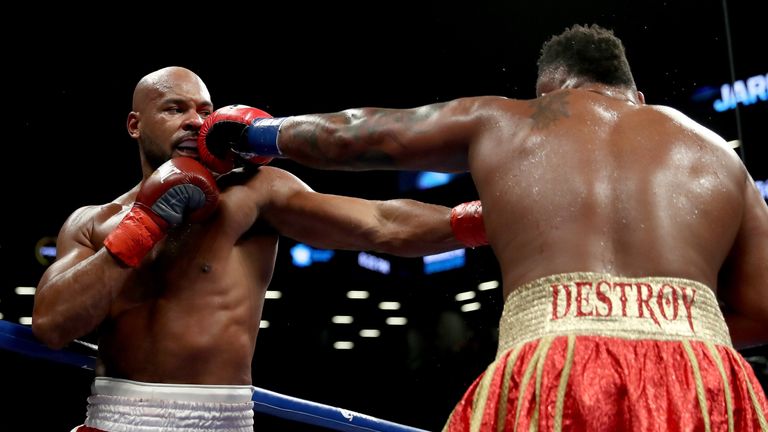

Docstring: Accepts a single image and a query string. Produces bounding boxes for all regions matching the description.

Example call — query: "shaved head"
[127,66,213,174]
[132,66,209,112]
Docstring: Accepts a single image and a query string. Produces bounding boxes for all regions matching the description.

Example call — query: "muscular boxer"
[31,66,486,432]
[200,25,768,430]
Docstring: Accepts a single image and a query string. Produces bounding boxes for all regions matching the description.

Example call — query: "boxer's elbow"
[31,299,78,350]
[32,314,69,350]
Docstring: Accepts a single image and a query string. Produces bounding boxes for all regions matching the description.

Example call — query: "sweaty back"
[472,89,745,294]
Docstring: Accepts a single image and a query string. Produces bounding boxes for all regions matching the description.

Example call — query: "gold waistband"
[497,272,732,356]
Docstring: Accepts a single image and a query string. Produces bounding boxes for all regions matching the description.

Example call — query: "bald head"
[127,66,214,173]
[132,66,210,112]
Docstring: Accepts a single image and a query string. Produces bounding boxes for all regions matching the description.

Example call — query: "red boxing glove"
[198,104,276,174]
[450,200,488,248]
[104,157,219,267]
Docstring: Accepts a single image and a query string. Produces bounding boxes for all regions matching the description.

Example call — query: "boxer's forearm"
[278,111,401,171]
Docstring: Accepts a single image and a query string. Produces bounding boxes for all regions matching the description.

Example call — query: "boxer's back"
[472,89,746,296]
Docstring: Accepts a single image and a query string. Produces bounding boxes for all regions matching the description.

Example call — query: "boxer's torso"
[90,168,278,385]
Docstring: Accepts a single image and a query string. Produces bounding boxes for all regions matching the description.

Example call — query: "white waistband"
[86,378,256,431]
[93,377,256,403]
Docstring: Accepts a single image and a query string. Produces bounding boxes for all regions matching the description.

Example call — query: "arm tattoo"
[529,92,570,130]
[341,105,448,166]
[285,104,448,167]
[281,112,396,166]
[282,113,342,163]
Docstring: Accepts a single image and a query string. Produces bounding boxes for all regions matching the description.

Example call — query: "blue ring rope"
[0,320,428,432]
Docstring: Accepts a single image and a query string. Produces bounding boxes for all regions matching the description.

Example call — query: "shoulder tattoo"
[529,92,570,130]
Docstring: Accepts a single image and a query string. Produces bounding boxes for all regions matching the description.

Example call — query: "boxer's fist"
[104,157,219,267]
[198,104,278,173]
[136,157,219,226]
[450,200,487,248]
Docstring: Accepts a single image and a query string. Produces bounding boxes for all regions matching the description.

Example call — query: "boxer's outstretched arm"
[33,206,132,349]
[255,167,476,257]
[277,97,499,173]
[718,173,768,349]
[200,97,515,173]
[271,192,460,257]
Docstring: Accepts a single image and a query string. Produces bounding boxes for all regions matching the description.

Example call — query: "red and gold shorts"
[443,272,768,431]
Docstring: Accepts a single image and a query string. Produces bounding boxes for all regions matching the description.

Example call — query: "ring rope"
[0,320,427,432]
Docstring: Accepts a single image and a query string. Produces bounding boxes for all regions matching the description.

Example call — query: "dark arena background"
[3,1,766,430]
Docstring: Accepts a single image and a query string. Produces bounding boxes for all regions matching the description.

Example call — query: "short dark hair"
[537,24,636,88]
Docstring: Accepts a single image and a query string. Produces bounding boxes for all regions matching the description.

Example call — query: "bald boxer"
[201,24,768,431]
[32,66,486,432]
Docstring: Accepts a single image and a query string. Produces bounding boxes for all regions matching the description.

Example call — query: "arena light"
[291,243,312,267]
[756,180,767,200]
[15,287,36,295]
[357,252,391,275]
[333,341,354,350]
[260,320,270,328]
[460,302,482,313]
[35,236,57,266]
[478,280,500,291]
[359,329,381,338]
[399,171,461,191]
[378,301,401,310]
[290,243,335,268]
[19,317,32,325]
[385,317,408,326]
[454,291,476,302]
[712,73,767,112]
[0,312,3,320]
[347,290,370,299]
[332,315,354,324]
[265,290,282,299]
[423,249,466,274]
[416,171,456,190]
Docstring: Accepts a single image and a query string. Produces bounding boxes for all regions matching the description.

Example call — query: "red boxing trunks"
[443,272,768,431]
